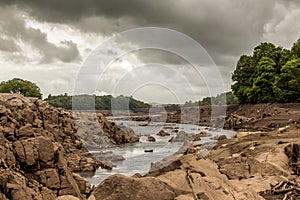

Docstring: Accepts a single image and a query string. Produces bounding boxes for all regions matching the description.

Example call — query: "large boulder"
[91,174,177,200]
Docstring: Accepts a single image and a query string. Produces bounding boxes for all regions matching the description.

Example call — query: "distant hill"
[45,94,151,111]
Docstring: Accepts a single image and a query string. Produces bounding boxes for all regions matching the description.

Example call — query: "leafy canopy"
[231,40,300,103]
[0,78,42,99]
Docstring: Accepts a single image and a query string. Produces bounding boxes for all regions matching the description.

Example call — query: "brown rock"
[196,131,211,137]
[36,168,60,189]
[23,140,38,166]
[0,145,16,166]
[156,130,170,136]
[169,131,194,142]
[73,173,92,195]
[12,141,26,163]
[38,137,55,168]
[147,135,156,142]
[92,174,177,200]
[218,155,288,180]
[56,195,80,200]
[217,135,228,140]
[193,134,202,141]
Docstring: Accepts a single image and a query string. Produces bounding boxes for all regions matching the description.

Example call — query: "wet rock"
[101,161,115,170]
[217,135,228,140]
[211,135,228,141]
[144,149,153,153]
[196,131,212,137]
[193,133,204,141]
[168,131,194,142]
[149,154,182,176]
[92,151,125,163]
[156,130,170,136]
[147,135,156,142]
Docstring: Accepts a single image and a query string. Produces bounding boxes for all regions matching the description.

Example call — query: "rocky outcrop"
[75,112,139,149]
[91,174,178,200]
[0,94,102,199]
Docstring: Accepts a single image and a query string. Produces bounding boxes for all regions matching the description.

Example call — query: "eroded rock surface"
[0,94,140,199]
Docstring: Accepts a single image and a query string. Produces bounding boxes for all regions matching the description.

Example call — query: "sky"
[0,0,300,103]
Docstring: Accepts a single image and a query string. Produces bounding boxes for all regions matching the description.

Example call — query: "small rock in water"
[157,130,170,136]
[197,131,212,137]
[168,131,194,142]
[144,149,153,153]
[147,136,156,142]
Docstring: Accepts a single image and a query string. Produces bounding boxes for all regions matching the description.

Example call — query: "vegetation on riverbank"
[232,40,300,103]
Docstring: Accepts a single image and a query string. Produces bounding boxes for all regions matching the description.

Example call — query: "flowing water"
[80,118,236,185]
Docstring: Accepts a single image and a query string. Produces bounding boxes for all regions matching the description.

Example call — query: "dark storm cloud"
[0,5,81,63]
[5,0,279,67]
[1,0,299,77]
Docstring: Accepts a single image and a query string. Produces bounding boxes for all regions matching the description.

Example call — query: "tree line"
[164,91,239,111]
[46,94,151,111]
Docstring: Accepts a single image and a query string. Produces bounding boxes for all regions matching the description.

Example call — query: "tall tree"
[250,57,277,103]
[231,55,254,103]
[274,59,300,102]
[0,78,42,99]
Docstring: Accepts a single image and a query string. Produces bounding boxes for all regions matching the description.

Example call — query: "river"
[80,118,236,185]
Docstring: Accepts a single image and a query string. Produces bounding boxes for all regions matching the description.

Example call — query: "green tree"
[274,59,300,102]
[231,55,255,103]
[250,57,277,103]
[291,39,300,59]
[0,78,42,99]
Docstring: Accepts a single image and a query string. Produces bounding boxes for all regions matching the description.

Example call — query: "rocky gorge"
[0,93,299,199]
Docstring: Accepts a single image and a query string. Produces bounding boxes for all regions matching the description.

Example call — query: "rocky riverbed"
[89,103,299,200]
[0,94,299,199]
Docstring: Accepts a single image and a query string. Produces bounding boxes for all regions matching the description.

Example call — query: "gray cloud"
[0,37,20,52]
[1,1,283,56]
[0,6,81,63]
[1,0,298,66]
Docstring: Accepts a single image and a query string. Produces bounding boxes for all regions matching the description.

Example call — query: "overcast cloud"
[0,0,299,103]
